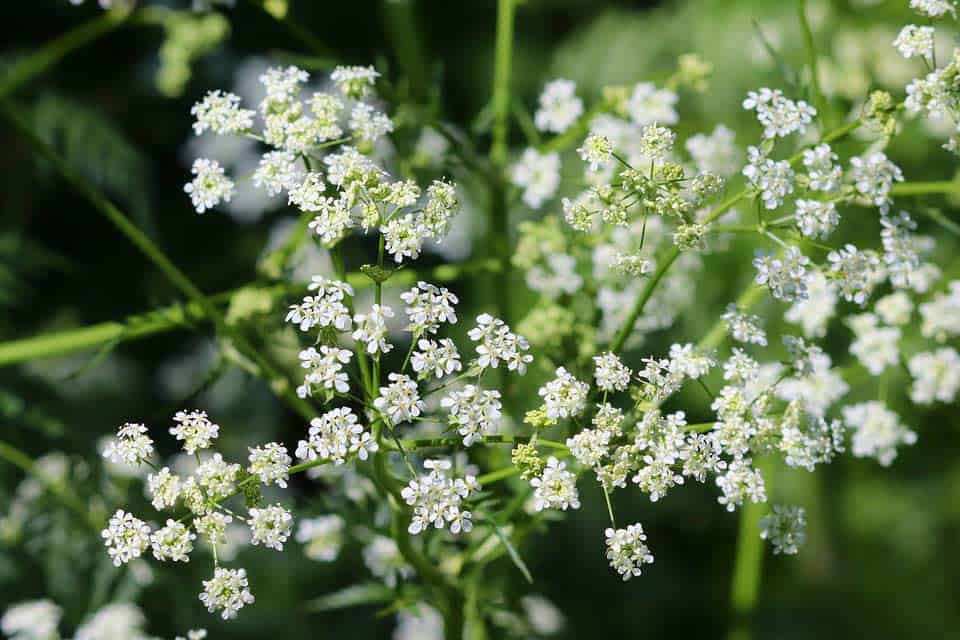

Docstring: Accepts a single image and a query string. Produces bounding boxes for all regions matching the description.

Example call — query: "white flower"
[919,280,960,341]
[722,304,768,345]
[715,458,766,511]
[102,422,154,467]
[605,523,655,580]
[248,503,294,551]
[567,426,611,468]
[843,401,916,466]
[401,459,479,534]
[826,244,881,305]
[753,246,810,301]
[288,172,327,212]
[534,79,583,133]
[395,603,444,640]
[801,143,842,192]
[383,214,427,263]
[421,179,459,238]
[306,196,352,246]
[297,406,376,465]
[577,133,613,172]
[184,158,234,214]
[259,65,309,111]
[195,453,240,499]
[530,456,580,511]
[199,567,255,620]
[296,515,345,562]
[194,511,232,545]
[784,270,837,338]
[795,199,839,239]
[349,102,393,143]
[894,24,935,59]
[669,343,716,379]
[760,505,806,555]
[849,152,903,212]
[147,466,181,511]
[510,148,561,208]
[101,509,151,567]
[150,519,195,562]
[526,253,583,298]
[848,313,900,375]
[2,600,62,640]
[538,367,589,421]
[374,373,424,426]
[352,304,395,355]
[331,65,379,98]
[170,410,220,455]
[910,0,956,18]
[875,291,913,326]
[297,345,353,398]
[441,385,502,446]
[468,313,533,373]
[626,82,678,126]
[593,352,632,392]
[411,338,462,379]
[401,281,459,334]
[286,277,354,332]
[74,603,148,640]
[253,151,302,196]
[908,347,960,404]
[742,146,794,210]
[309,92,345,140]
[881,211,921,289]
[521,595,566,636]
[685,124,739,177]
[247,442,291,488]
[742,88,816,138]
[191,90,254,136]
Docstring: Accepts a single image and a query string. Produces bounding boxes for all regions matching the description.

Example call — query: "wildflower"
[908,348,960,404]
[253,151,302,196]
[910,0,956,18]
[722,304,768,345]
[669,342,716,379]
[875,291,913,326]
[577,133,613,172]
[101,509,151,567]
[349,102,393,143]
[893,25,935,59]
[147,466,182,511]
[195,453,240,499]
[259,65,309,112]
[401,281,459,334]
[615,253,653,277]
[411,338,462,379]
[826,244,881,305]
[510,148,561,208]
[801,143,842,192]
[795,199,839,239]
[567,426,612,468]
[639,123,676,161]
[468,314,533,373]
[742,88,816,139]
[296,515,345,562]
[170,410,220,455]
[715,458,766,511]
[194,511,232,545]
[784,270,837,338]
[199,567,255,620]
[1,600,63,640]
[103,422,154,467]
[191,90,254,136]
[307,197,352,246]
[352,304,395,355]
[849,152,903,212]
[421,179,459,238]
[538,367,590,420]
[383,214,427,263]
[74,603,148,640]
[605,523,655,580]
[753,246,810,301]
[248,504,294,551]
[286,278,354,332]
[685,124,739,177]
[919,280,960,340]
[760,505,806,555]
[309,92,345,140]
[151,520,196,563]
[534,79,583,133]
[297,345,352,397]
[247,442,291,488]
[881,211,921,289]
[331,65,379,98]
[402,459,479,534]
[530,456,580,511]
[442,385,502,446]
[848,313,900,375]
[842,401,916,466]
[363,535,414,587]
[594,352,632,392]
[297,407,375,465]
[742,146,794,210]
[561,195,596,231]
[374,373,424,426]
[626,82,679,126]
[184,158,234,214]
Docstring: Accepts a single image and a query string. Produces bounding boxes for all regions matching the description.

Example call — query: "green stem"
[489,0,516,168]
[380,0,428,102]
[242,0,332,56]
[891,180,960,195]
[797,0,826,124]
[2,103,314,422]
[0,9,130,99]
[728,460,772,640]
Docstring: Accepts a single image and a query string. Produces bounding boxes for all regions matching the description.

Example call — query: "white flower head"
[605,523,655,580]
[170,410,220,455]
[247,442,291,488]
[248,503,294,551]
[199,567,255,620]
[534,79,583,133]
[760,505,807,555]
[101,509,151,567]
[103,422,154,467]
[184,158,234,214]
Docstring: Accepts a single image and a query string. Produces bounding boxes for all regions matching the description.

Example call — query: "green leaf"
[306,582,395,612]
[478,508,533,584]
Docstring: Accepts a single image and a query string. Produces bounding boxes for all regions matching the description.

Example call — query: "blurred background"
[1,0,959,638]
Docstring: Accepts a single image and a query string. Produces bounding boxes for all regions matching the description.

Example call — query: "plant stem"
[2,103,315,422]
[891,180,960,195]
[380,0,428,102]
[728,460,771,640]
[797,0,827,124]
[489,0,516,169]
[242,0,332,57]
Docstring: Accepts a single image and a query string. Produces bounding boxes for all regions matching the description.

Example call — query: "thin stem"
[380,0,428,101]
[797,0,827,123]
[728,460,772,640]
[489,0,516,168]
[602,485,617,528]
[891,180,960,195]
